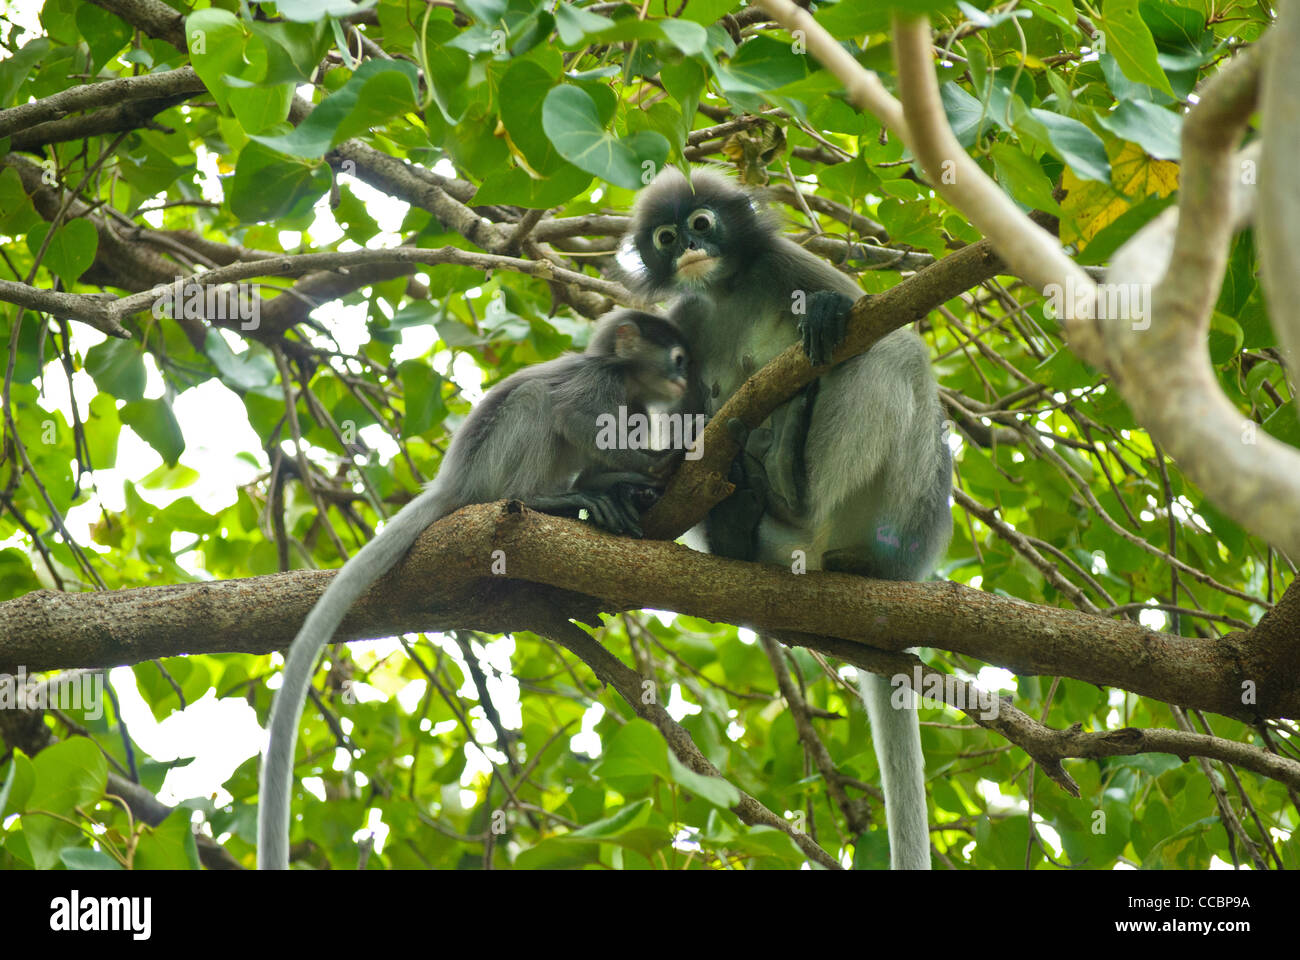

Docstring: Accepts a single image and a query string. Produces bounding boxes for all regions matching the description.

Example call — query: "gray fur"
[257,309,690,869]
[628,168,952,869]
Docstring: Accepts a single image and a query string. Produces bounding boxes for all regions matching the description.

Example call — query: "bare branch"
[0,67,204,139]
[0,280,129,339]
[102,246,631,322]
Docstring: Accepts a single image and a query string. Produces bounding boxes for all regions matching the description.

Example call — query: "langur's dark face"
[622,168,769,296]
[601,312,692,402]
[656,340,691,401]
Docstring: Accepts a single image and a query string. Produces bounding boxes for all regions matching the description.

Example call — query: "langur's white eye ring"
[687,208,716,233]
[653,225,678,250]
[671,345,687,370]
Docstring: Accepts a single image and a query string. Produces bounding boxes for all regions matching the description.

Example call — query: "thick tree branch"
[0,66,205,139]
[2,503,1296,725]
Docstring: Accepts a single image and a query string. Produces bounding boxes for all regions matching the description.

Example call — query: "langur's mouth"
[675,250,716,279]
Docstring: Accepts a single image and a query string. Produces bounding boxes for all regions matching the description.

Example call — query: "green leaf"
[1099,52,1174,106]
[185,9,247,113]
[817,156,880,199]
[0,38,51,109]
[0,753,34,819]
[541,85,669,190]
[678,0,737,24]
[660,58,708,141]
[458,0,509,23]
[228,141,332,222]
[990,143,1064,215]
[666,750,740,808]
[21,739,108,870]
[0,166,41,234]
[140,463,201,491]
[940,81,988,148]
[1099,0,1175,97]
[250,60,420,158]
[120,398,186,465]
[592,719,672,781]
[248,18,331,83]
[1025,108,1110,182]
[203,329,277,392]
[570,798,655,838]
[85,393,122,469]
[423,21,472,124]
[473,163,592,207]
[1075,192,1176,266]
[714,35,807,95]
[397,360,448,438]
[1096,100,1181,160]
[228,78,294,135]
[552,3,614,45]
[26,219,98,284]
[497,59,566,173]
[957,0,1031,29]
[61,848,124,869]
[85,338,146,402]
[1263,401,1300,450]
[133,810,202,869]
[554,11,709,55]
[74,5,131,73]
[513,834,602,869]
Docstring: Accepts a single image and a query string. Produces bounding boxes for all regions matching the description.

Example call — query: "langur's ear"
[613,321,642,359]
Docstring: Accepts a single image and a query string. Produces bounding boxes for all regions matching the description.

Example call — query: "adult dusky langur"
[620,167,952,870]
[258,309,698,870]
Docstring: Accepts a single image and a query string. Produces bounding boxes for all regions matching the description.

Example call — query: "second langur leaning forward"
[257,309,699,870]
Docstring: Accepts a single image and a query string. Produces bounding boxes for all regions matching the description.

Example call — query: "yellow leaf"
[1061,142,1179,247]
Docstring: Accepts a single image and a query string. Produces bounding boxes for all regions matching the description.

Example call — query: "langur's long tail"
[257,482,455,870]
[861,671,930,870]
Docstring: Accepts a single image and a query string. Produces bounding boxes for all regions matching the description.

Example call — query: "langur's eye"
[671,346,687,370]
[687,208,716,233]
[653,225,678,250]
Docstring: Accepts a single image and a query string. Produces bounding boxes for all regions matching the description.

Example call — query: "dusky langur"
[258,309,698,870]
[621,167,952,870]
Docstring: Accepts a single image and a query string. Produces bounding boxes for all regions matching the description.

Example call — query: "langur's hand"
[798,290,857,366]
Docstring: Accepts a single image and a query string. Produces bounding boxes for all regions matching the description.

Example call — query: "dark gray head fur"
[620,167,784,299]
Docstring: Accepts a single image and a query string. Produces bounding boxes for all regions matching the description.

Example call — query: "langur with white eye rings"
[621,167,952,870]
[257,309,698,870]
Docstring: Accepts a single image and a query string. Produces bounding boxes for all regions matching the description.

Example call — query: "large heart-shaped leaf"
[541,85,668,190]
